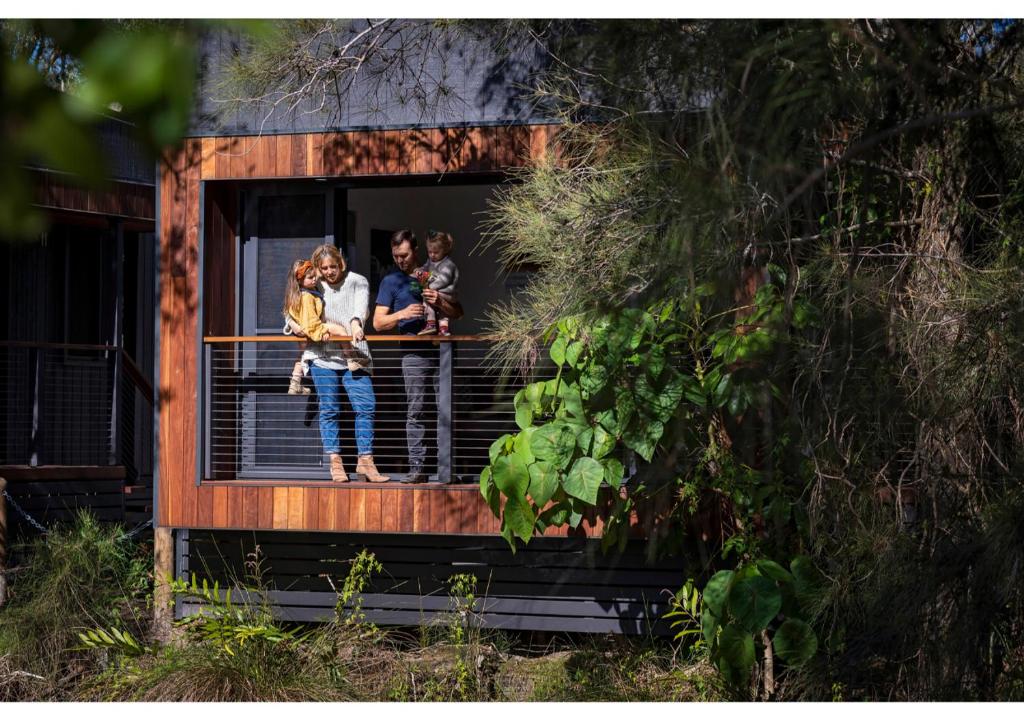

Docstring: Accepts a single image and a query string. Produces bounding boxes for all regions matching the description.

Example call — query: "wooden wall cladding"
[32,169,155,222]
[196,125,559,181]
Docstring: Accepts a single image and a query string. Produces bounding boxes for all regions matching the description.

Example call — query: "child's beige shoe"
[288,376,311,395]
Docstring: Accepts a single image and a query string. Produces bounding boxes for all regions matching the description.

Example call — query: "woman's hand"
[350,318,365,343]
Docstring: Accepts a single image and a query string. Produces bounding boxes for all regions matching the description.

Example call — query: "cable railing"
[201,335,528,484]
[0,340,154,476]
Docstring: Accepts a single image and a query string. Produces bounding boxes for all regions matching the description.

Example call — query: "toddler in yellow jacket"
[283,259,331,394]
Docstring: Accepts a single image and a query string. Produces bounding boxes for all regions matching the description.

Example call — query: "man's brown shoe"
[330,454,349,483]
[356,454,390,483]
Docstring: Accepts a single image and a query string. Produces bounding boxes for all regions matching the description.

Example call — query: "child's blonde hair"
[283,259,316,319]
[426,230,454,254]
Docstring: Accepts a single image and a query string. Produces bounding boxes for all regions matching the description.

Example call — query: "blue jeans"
[309,365,376,456]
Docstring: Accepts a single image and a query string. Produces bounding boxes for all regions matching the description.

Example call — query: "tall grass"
[0,511,149,699]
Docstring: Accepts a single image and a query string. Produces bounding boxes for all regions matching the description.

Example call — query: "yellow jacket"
[292,290,330,342]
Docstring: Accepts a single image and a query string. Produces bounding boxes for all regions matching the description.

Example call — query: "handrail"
[0,339,119,351]
[203,334,494,343]
[119,348,155,407]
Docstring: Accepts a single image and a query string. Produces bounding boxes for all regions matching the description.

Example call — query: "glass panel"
[258,195,324,238]
[256,237,324,328]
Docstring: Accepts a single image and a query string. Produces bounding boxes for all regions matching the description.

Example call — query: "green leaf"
[773,618,818,666]
[489,434,512,464]
[558,383,585,418]
[503,498,537,543]
[575,425,594,454]
[491,455,530,501]
[622,418,664,462]
[528,461,560,507]
[515,404,534,430]
[791,556,825,613]
[703,570,735,617]
[480,468,501,517]
[602,457,624,489]
[594,409,619,436]
[529,422,578,468]
[514,428,536,465]
[565,340,584,368]
[550,336,567,366]
[539,502,570,527]
[701,608,719,645]
[563,456,604,504]
[728,576,783,633]
[591,425,616,459]
[756,559,793,584]
[718,625,756,674]
[580,362,609,394]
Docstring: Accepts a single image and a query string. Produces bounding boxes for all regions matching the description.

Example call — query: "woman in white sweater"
[291,244,388,483]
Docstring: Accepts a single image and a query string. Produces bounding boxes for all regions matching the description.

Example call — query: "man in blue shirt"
[373,229,463,483]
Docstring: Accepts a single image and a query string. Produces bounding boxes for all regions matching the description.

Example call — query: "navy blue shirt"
[375,268,425,335]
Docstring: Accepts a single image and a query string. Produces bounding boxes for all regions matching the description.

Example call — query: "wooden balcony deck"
[170,481,645,538]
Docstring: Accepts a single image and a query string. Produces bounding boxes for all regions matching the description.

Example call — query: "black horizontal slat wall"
[6,479,126,527]
[178,531,685,635]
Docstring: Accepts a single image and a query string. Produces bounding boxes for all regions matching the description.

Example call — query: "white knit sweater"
[288,271,372,373]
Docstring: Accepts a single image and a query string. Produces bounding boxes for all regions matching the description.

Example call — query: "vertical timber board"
[364,489,382,532]
[350,488,366,530]
[182,139,201,526]
[227,486,244,528]
[242,487,259,528]
[381,488,399,532]
[412,488,429,533]
[212,486,228,527]
[257,487,274,529]
[272,487,288,529]
[334,486,350,531]
[397,488,414,532]
[286,487,304,529]
[304,487,319,530]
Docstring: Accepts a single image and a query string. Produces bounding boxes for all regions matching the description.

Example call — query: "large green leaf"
[622,418,664,462]
[594,409,619,436]
[602,457,624,490]
[514,428,536,465]
[756,559,793,584]
[728,576,783,633]
[563,457,604,504]
[479,467,501,516]
[528,461,560,507]
[515,403,534,430]
[503,497,537,543]
[790,556,825,614]
[529,422,578,468]
[702,570,735,617]
[773,618,818,666]
[489,434,512,464]
[575,425,594,455]
[580,362,609,395]
[558,383,585,419]
[565,340,584,368]
[591,425,616,459]
[718,625,755,675]
[549,336,567,367]
[491,455,529,501]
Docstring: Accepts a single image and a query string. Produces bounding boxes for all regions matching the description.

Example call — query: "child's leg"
[418,299,438,334]
[289,358,311,394]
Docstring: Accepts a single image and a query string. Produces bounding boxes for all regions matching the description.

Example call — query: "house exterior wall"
[156,126,576,534]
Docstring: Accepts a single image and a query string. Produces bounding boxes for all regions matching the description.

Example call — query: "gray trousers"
[402,351,438,470]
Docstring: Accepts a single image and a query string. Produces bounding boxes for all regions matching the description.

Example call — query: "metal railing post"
[28,347,41,467]
[110,347,123,466]
[437,341,453,483]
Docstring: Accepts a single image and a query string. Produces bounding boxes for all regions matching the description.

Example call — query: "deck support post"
[0,477,7,608]
[153,525,174,642]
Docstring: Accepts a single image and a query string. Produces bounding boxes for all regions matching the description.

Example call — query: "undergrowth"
[0,514,719,701]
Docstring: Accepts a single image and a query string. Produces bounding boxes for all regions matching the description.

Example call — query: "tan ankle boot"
[330,454,348,483]
[356,455,389,483]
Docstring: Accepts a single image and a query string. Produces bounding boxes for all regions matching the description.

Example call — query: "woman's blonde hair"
[283,259,316,319]
[311,244,346,275]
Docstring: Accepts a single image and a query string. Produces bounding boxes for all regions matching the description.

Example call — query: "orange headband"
[295,260,314,281]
